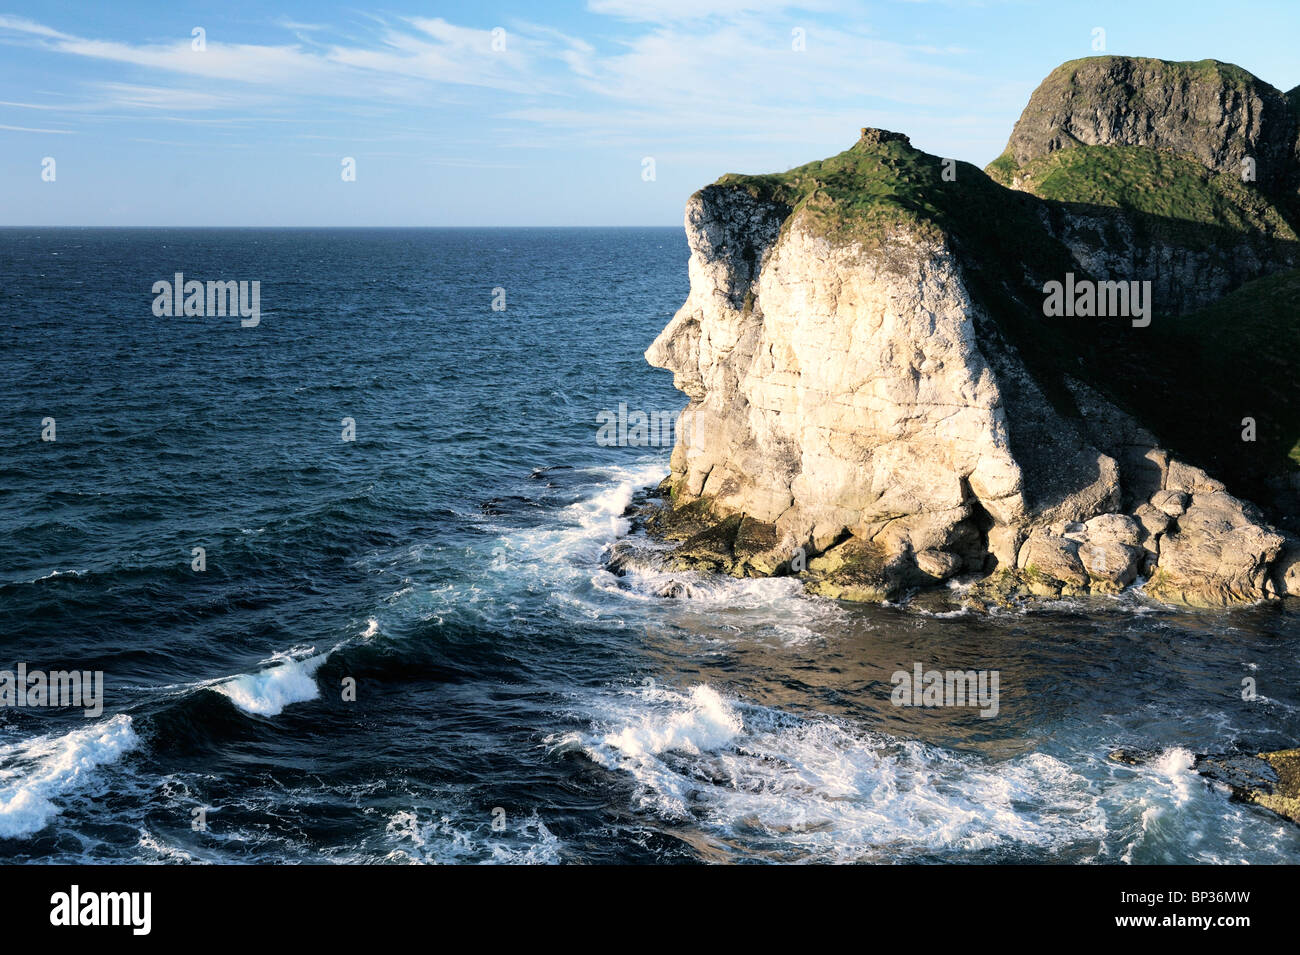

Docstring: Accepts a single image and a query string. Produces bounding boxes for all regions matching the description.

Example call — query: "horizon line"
[0,224,686,230]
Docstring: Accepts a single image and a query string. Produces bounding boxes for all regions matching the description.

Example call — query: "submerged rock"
[1109,747,1300,827]
[1107,748,1162,767]
[1196,749,1300,826]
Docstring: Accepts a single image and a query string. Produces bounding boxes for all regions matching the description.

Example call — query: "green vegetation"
[716,133,1087,268]
[1051,55,1261,86]
[1146,568,1174,593]
[1032,56,1268,121]
[984,152,1019,187]
[718,131,1099,420]
[1009,146,1296,242]
[715,134,951,252]
[713,132,1073,301]
[991,54,1300,233]
[1021,564,1049,586]
[1158,267,1300,475]
[709,113,1300,505]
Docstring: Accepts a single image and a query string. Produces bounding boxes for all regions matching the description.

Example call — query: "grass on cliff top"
[1043,55,1265,92]
[712,129,1300,502]
[715,133,1071,276]
[713,132,1099,419]
[988,145,1297,242]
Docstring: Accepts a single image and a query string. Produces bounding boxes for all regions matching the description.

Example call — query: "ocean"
[1,226,1298,864]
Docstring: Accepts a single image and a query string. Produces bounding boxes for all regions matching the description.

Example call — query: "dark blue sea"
[1,227,1298,864]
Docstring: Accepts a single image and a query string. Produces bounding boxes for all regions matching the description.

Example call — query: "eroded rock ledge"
[1111,747,1300,827]
[640,57,1300,609]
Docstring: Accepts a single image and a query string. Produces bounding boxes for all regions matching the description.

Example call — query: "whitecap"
[0,715,139,839]
[214,653,326,717]
[382,808,561,865]
[561,682,1106,860]
[33,568,84,582]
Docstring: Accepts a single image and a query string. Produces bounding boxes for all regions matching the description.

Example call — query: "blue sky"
[4,1,1299,226]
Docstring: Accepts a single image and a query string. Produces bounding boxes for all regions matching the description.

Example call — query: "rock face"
[643,56,1300,608]
[1038,197,1295,315]
[992,57,1300,313]
[650,192,1025,577]
[1002,57,1299,191]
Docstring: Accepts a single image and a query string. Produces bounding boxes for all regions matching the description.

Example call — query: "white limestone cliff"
[645,176,1293,607]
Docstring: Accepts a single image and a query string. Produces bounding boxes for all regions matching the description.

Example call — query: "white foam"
[0,714,139,839]
[598,684,742,763]
[534,460,665,560]
[560,683,1106,860]
[598,558,798,606]
[137,828,201,863]
[1108,743,1300,865]
[383,808,561,865]
[433,460,671,625]
[34,568,84,581]
[589,544,848,646]
[215,652,326,717]
[1152,747,1197,805]
[1115,747,1206,864]
[451,458,842,648]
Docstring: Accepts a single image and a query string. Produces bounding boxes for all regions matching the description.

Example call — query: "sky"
[3,0,1299,226]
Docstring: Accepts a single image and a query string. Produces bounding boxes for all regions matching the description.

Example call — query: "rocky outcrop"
[1001,57,1298,194]
[1038,197,1296,315]
[1223,749,1300,825]
[991,58,1300,314]
[648,193,1028,582]
[1112,747,1300,828]
[641,56,1300,609]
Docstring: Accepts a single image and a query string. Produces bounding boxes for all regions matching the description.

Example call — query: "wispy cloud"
[275,19,328,32]
[0,7,1006,163]
[91,83,268,111]
[0,14,593,97]
[0,14,67,39]
[0,122,74,133]
[585,0,850,22]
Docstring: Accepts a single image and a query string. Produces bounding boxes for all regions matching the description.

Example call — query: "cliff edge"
[642,56,1300,608]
